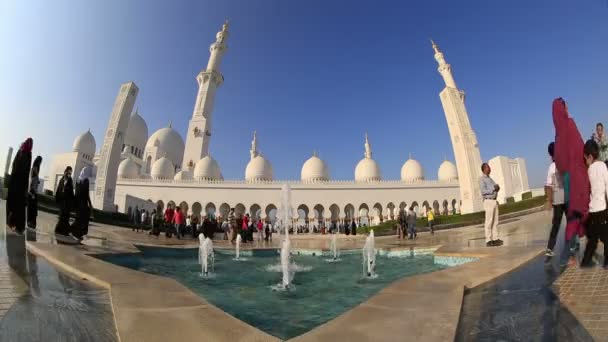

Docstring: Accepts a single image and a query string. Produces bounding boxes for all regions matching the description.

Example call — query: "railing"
[116,177,459,186]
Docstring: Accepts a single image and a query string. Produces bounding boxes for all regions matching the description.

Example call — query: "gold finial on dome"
[430,38,440,54]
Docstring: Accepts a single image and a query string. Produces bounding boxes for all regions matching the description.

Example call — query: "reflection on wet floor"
[0,203,117,342]
[456,224,594,342]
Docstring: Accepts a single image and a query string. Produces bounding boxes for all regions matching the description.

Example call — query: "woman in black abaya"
[54,166,74,236]
[6,138,33,234]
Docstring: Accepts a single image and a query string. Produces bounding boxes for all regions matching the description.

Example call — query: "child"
[581,139,608,268]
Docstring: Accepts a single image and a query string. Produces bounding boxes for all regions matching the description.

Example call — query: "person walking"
[552,98,590,267]
[592,122,608,164]
[544,142,567,257]
[221,219,229,240]
[427,208,435,235]
[257,219,264,242]
[6,138,33,234]
[54,166,74,236]
[351,220,357,236]
[581,140,608,269]
[26,155,42,231]
[480,163,502,247]
[70,167,93,240]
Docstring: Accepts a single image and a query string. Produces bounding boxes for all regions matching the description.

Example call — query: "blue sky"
[1,0,607,187]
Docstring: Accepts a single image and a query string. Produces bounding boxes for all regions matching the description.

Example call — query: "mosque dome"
[117,158,139,179]
[438,160,458,181]
[193,156,222,181]
[174,169,193,181]
[72,130,96,157]
[125,110,148,153]
[401,158,424,182]
[145,125,185,168]
[355,158,381,182]
[301,154,329,182]
[150,157,175,179]
[245,155,273,182]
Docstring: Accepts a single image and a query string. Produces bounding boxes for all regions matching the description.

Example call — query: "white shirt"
[545,162,565,205]
[588,161,608,213]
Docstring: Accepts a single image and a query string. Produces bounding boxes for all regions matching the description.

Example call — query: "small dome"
[438,160,458,181]
[194,156,222,180]
[73,130,96,156]
[117,158,139,179]
[301,154,329,182]
[125,111,148,152]
[245,155,273,182]
[355,158,381,182]
[174,169,193,181]
[401,158,424,182]
[151,157,175,179]
[145,126,185,168]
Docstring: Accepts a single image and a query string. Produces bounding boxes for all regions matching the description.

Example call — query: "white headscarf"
[78,166,91,183]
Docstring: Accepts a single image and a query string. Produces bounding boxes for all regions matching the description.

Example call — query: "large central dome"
[145,125,185,168]
[301,153,329,182]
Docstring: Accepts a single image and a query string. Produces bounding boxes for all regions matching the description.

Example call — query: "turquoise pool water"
[99,248,469,339]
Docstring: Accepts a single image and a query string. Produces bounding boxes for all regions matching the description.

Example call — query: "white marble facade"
[44,22,530,222]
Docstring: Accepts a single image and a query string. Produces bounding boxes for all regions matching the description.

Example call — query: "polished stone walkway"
[0,202,117,341]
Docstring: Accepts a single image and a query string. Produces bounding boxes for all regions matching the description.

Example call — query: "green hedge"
[521,191,533,200]
[359,195,546,235]
[506,197,515,204]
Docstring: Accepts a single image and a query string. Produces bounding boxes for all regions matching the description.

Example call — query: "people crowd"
[3,97,606,271]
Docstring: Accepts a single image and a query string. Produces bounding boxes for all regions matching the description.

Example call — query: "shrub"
[521,191,533,200]
[506,197,515,204]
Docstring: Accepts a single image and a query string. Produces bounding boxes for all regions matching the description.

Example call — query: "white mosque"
[45,21,529,227]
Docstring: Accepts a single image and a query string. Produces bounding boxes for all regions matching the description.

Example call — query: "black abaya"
[6,149,32,233]
[54,176,74,236]
[71,179,91,238]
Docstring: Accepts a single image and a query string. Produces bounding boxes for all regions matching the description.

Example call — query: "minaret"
[250,130,258,160]
[94,81,138,211]
[432,40,483,214]
[364,133,372,159]
[182,20,229,171]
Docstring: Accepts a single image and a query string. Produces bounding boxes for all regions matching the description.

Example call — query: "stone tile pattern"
[554,266,608,341]
[0,259,21,318]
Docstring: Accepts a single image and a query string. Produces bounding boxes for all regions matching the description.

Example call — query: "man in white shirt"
[480,163,502,247]
[581,139,608,268]
[545,142,566,257]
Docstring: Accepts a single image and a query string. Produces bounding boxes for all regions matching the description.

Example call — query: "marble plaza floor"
[1,202,606,341]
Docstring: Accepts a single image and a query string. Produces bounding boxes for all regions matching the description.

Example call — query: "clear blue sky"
[1,0,607,187]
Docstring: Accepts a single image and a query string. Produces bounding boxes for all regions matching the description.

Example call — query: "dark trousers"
[547,204,567,251]
[582,210,608,266]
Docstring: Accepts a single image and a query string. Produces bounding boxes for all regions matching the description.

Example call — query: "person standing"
[480,163,502,247]
[6,138,33,234]
[54,166,74,236]
[581,140,608,268]
[228,208,237,243]
[164,205,175,238]
[257,219,264,242]
[427,208,435,235]
[591,122,608,164]
[27,155,42,230]
[406,206,417,239]
[141,210,148,232]
[173,207,185,239]
[544,142,567,257]
[71,167,92,240]
[351,220,357,236]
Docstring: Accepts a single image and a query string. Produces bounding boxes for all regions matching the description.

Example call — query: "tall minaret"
[182,20,229,171]
[432,40,483,214]
[250,130,258,160]
[94,81,138,211]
